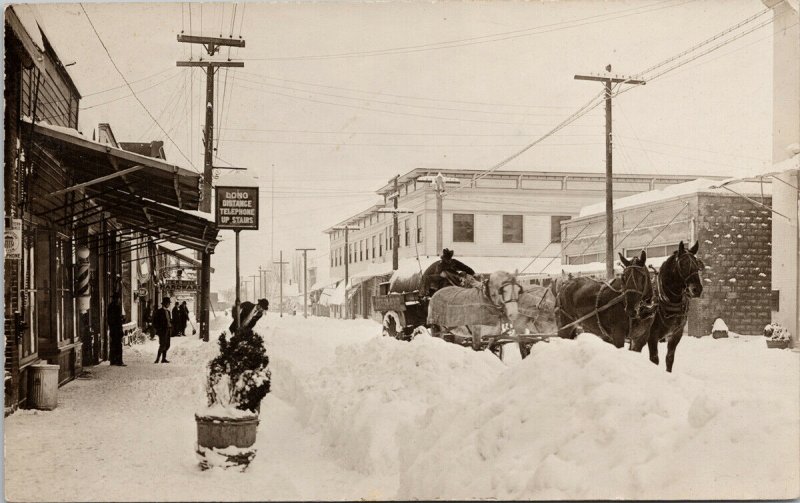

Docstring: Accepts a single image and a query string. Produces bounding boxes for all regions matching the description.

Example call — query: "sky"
[18,0,776,293]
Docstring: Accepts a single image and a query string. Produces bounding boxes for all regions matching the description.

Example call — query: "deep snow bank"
[273,326,505,475]
[397,335,799,500]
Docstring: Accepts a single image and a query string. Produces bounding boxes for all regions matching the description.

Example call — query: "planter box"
[196,413,259,470]
[766,339,790,349]
[712,330,728,339]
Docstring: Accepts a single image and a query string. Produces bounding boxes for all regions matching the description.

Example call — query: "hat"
[441,248,454,261]
[161,296,171,305]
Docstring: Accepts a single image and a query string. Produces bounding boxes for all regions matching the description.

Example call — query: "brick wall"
[691,194,772,336]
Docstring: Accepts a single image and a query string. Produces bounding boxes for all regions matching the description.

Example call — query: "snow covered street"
[4,313,799,501]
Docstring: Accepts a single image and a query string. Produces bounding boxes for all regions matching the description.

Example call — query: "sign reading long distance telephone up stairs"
[215,186,259,230]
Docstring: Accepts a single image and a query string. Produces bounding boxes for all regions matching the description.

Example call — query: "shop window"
[404,220,410,247]
[503,215,523,243]
[453,214,474,243]
[416,215,423,243]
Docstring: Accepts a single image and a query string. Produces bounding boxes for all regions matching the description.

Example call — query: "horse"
[427,270,524,357]
[513,285,558,358]
[555,250,654,349]
[638,241,704,372]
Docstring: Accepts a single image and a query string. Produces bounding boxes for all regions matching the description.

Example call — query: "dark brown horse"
[556,251,654,349]
[640,241,704,372]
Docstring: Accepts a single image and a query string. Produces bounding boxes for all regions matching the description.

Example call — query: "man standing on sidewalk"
[108,290,126,366]
[153,296,172,363]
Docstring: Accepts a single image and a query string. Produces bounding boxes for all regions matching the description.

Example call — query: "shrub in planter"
[764,323,791,349]
[196,327,271,470]
[711,318,729,339]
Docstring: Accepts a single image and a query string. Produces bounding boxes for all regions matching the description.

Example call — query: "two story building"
[323,167,705,318]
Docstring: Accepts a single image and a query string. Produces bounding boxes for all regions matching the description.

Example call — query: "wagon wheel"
[411,326,431,339]
[382,311,406,340]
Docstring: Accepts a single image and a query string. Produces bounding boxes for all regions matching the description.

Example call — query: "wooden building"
[3,7,218,413]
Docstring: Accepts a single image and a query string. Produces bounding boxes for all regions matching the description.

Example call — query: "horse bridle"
[657,253,701,300]
[618,264,652,316]
[484,276,523,310]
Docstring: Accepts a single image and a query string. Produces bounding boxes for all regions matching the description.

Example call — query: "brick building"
[561,179,773,337]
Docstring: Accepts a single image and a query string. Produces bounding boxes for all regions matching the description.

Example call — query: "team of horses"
[426,241,704,372]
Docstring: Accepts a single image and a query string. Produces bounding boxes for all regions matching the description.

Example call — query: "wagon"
[373,267,558,359]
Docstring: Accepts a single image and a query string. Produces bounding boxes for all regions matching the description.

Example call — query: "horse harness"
[556,265,653,342]
[482,275,524,322]
[654,255,697,320]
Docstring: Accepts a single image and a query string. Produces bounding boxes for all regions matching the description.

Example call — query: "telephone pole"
[249,273,259,301]
[575,65,645,279]
[273,251,289,317]
[419,173,460,254]
[332,225,359,318]
[296,248,316,318]
[379,175,413,271]
[177,34,245,342]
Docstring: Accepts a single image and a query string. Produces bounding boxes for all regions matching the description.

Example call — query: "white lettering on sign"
[215,186,259,230]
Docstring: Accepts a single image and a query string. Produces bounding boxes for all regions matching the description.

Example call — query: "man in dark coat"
[107,292,126,366]
[180,301,190,335]
[171,303,182,337]
[153,296,172,363]
[229,298,270,333]
[420,248,476,298]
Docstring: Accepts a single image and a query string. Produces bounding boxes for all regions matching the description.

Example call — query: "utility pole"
[296,248,316,318]
[273,251,289,317]
[419,173,460,254]
[575,65,645,279]
[177,35,245,212]
[332,225,359,319]
[379,175,413,271]
[177,34,245,342]
[249,273,259,301]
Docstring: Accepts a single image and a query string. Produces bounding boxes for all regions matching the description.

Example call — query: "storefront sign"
[215,186,259,230]
[4,219,22,260]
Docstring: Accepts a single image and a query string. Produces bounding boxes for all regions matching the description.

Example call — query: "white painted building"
[324,168,706,282]
[766,0,799,346]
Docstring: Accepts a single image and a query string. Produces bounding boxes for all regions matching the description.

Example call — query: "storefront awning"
[29,120,202,210]
[87,188,219,253]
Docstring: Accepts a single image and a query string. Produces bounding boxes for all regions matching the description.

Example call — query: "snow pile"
[397,334,799,500]
[279,333,505,475]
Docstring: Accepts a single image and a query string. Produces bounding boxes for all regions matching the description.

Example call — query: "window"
[365,239,369,261]
[551,216,570,243]
[379,232,384,257]
[360,241,364,261]
[502,215,523,243]
[372,236,376,259]
[404,220,410,247]
[416,215,423,243]
[331,251,334,268]
[453,214,474,242]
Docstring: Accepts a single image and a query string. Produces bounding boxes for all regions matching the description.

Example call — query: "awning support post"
[200,249,211,342]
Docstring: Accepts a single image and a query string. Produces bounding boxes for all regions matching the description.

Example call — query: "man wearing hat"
[420,248,476,298]
[152,296,172,363]
[107,289,126,366]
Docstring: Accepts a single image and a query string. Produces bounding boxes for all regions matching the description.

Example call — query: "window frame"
[452,213,475,243]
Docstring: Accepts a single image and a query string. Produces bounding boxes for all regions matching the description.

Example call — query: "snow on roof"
[22,115,85,138]
[327,282,347,305]
[579,178,773,218]
[557,255,672,277]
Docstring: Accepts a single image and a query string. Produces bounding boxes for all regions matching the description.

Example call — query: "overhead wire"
[239,0,690,61]
[79,3,198,172]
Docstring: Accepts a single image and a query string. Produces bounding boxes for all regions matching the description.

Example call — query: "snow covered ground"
[4,313,799,501]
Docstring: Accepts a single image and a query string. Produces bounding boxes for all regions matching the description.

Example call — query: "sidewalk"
[3,321,391,502]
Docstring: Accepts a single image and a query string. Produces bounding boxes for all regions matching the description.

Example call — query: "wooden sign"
[215,186,259,230]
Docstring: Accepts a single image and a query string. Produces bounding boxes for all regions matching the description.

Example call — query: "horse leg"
[647,333,660,366]
[469,325,481,351]
[556,310,575,340]
[665,333,682,372]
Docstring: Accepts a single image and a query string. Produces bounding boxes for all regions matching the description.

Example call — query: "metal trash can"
[29,364,59,410]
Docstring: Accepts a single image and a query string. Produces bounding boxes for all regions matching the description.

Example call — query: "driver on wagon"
[420,248,476,298]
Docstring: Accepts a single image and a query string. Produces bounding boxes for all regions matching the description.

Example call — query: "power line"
[217,139,605,147]
[229,73,603,118]
[217,127,601,138]
[80,71,182,110]
[239,0,689,61]
[235,69,598,111]
[80,3,198,172]
[229,78,605,128]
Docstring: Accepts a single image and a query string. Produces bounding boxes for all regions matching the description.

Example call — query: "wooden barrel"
[195,414,259,449]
